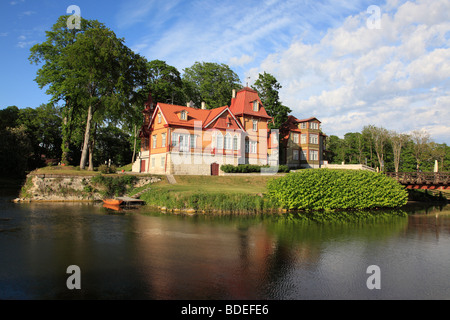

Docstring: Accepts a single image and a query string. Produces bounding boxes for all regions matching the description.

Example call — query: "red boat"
[102,199,124,206]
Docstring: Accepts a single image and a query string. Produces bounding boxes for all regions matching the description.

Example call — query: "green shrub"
[91,175,137,198]
[220,164,289,173]
[98,164,117,174]
[266,169,408,211]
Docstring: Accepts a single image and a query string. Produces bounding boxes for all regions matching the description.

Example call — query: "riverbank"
[14,166,161,202]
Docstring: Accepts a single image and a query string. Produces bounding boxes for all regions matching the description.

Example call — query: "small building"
[279,115,327,169]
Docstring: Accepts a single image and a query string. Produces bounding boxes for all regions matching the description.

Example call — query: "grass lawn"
[153,175,278,195]
[30,165,101,176]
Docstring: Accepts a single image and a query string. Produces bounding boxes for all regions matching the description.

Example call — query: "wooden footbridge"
[385,172,449,190]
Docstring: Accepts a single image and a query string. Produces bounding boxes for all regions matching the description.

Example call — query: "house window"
[161,156,165,167]
[310,150,319,161]
[152,135,157,149]
[172,133,178,147]
[310,134,318,144]
[253,101,258,112]
[250,141,257,154]
[180,111,187,120]
[158,113,162,124]
[161,133,166,147]
[300,122,307,129]
[310,122,319,130]
[179,134,189,152]
[224,133,232,150]
[151,157,155,168]
[245,139,249,153]
[293,149,299,161]
[233,135,239,150]
[293,133,299,144]
[301,150,307,160]
[301,134,307,144]
[190,134,196,149]
[216,132,223,150]
[252,120,258,132]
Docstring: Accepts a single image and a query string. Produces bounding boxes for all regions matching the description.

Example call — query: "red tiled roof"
[152,103,244,131]
[229,87,272,119]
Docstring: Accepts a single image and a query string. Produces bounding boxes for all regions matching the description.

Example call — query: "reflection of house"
[279,116,327,169]
[132,87,275,175]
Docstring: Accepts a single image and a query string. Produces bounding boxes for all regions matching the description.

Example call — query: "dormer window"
[253,101,259,112]
[180,110,187,121]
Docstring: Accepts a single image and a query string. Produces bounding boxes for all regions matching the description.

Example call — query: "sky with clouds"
[0,0,449,143]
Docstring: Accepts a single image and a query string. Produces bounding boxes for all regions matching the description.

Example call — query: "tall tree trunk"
[88,123,97,171]
[79,104,92,170]
[61,100,72,165]
[132,124,137,164]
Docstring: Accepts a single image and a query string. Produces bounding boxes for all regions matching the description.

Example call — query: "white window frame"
[250,141,257,154]
[252,120,258,132]
[224,133,232,150]
[300,122,307,129]
[293,133,299,144]
[233,135,239,150]
[310,122,319,130]
[180,111,187,120]
[293,149,299,161]
[160,156,165,168]
[309,150,319,161]
[190,134,196,149]
[152,135,157,149]
[216,132,223,150]
[161,133,166,148]
[253,101,258,112]
[151,157,155,168]
[158,113,162,124]
[301,134,307,144]
[310,134,318,144]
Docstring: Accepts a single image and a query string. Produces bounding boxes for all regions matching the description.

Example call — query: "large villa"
[132,87,327,175]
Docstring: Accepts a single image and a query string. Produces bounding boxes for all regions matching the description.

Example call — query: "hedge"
[266,169,408,211]
[220,164,290,173]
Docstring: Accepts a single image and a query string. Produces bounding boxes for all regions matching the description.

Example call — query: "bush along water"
[266,169,408,211]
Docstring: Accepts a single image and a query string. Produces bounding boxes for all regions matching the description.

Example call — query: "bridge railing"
[385,172,450,185]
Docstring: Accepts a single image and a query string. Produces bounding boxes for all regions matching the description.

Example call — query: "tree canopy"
[182,62,242,109]
[252,72,291,129]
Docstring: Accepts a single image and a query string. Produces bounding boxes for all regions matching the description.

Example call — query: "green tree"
[30,16,148,171]
[182,62,241,109]
[17,104,62,169]
[0,106,20,130]
[143,60,185,105]
[0,125,32,177]
[252,72,291,129]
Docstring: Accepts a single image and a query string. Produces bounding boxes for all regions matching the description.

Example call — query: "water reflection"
[0,197,449,300]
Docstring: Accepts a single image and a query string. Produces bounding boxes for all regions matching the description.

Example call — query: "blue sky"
[1,0,449,143]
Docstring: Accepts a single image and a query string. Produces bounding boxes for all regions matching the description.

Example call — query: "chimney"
[201,102,206,110]
[232,89,236,99]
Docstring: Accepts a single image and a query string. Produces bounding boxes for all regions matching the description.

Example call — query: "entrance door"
[211,163,219,176]
[140,160,146,173]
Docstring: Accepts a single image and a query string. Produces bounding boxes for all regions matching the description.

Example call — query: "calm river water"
[1,188,449,300]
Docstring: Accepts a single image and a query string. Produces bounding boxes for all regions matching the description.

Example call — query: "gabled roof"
[229,87,272,119]
[293,116,321,123]
[149,103,244,131]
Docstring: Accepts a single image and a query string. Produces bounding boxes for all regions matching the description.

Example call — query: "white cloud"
[228,54,255,67]
[252,0,450,143]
